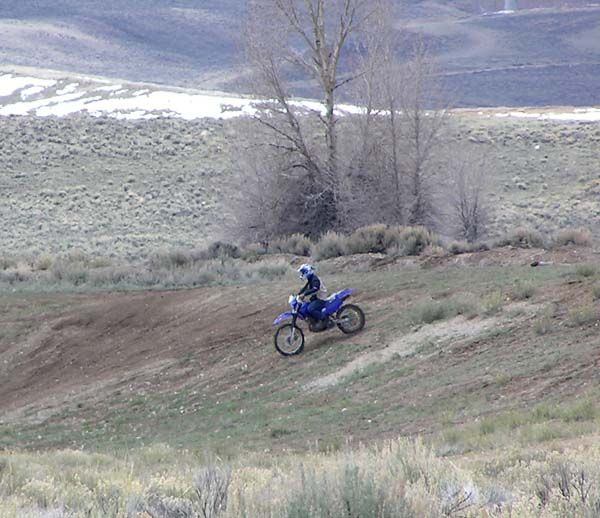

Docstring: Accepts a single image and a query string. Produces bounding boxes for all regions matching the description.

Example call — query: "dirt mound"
[0,287,284,423]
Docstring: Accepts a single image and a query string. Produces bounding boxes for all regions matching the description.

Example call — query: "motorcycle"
[272,288,365,356]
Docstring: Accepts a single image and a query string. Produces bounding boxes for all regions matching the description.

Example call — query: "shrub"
[51,262,89,286]
[448,241,490,256]
[561,400,597,423]
[66,248,89,264]
[592,285,600,300]
[34,254,53,272]
[0,255,17,270]
[313,232,348,260]
[193,465,231,518]
[0,267,31,284]
[567,305,599,327]
[534,317,553,335]
[534,304,558,335]
[150,248,193,269]
[394,226,434,256]
[205,241,241,260]
[496,227,545,249]
[270,234,312,256]
[410,295,478,325]
[448,241,471,255]
[575,264,596,278]
[510,282,536,301]
[481,290,504,316]
[346,224,392,255]
[89,267,132,287]
[240,242,269,261]
[553,227,592,247]
[143,495,194,518]
[245,261,290,281]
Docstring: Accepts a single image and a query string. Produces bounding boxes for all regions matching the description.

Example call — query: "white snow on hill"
[0,72,363,120]
[494,109,600,122]
[0,72,598,122]
[0,73,260,120]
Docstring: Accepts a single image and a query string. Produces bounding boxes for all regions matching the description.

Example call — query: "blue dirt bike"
[272,288,365,356]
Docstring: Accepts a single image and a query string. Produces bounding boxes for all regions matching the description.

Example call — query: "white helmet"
[297,263,314,280]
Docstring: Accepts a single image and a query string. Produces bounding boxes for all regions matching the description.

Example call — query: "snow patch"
[20,86,46,99]
[1,72,596,124]
[96,85,123,92]
[0,92,86,116]
[37,96,103,117]
[495,109,600,122]
[0,74,56,97]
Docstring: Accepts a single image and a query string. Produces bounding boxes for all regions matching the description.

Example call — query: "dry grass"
[3,437,600,517]
[0,252,292,292]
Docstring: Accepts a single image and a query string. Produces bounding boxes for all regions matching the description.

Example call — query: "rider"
[297,263,327,321]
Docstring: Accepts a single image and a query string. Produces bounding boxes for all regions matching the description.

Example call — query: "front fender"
[273,311,294,325]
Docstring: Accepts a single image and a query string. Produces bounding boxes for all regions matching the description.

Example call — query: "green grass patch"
[510,281,536,301]
[567,305,599,327]
[575,263,596,278]
[410,294,479,325]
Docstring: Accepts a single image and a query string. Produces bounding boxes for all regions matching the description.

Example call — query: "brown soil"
[0,287,283,423]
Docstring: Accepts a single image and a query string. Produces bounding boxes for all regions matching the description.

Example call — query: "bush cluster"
[313,225,434,260]
[553,227,592,247]
[269,233,312,256]
[493,226,594,251]
[0,250,291,292]
[2,225,596,292]
[495,227,545,249]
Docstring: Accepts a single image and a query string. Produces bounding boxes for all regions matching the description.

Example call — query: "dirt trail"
[305,316,499,391]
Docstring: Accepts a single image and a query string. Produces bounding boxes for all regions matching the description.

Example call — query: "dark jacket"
[298,273,321,300]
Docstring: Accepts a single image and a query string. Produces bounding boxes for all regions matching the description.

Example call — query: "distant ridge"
[0,2,599,106]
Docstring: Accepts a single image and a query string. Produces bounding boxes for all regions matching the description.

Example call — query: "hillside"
[2,246,600,453]
[0,2,599,106]
[1,71,599,262]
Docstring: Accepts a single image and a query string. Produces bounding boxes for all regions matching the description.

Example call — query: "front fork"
[291,314,298,340]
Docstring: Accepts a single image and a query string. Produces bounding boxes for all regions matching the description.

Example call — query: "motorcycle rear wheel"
[274,323,305,356]
[336,304,365,334]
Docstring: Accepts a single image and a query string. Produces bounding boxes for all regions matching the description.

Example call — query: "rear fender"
[273,312,294,325]
[336,288,354,300]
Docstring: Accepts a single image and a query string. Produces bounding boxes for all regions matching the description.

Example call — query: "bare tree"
[227,120,306,242]
[235,0,456,241]
[399,40,449,227]
[352,26,450,228]
[244,0,383,235]
[446,150,490,243]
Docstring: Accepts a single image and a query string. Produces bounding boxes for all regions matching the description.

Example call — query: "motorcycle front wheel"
[336,304,366,334]
[274,323,305,356]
